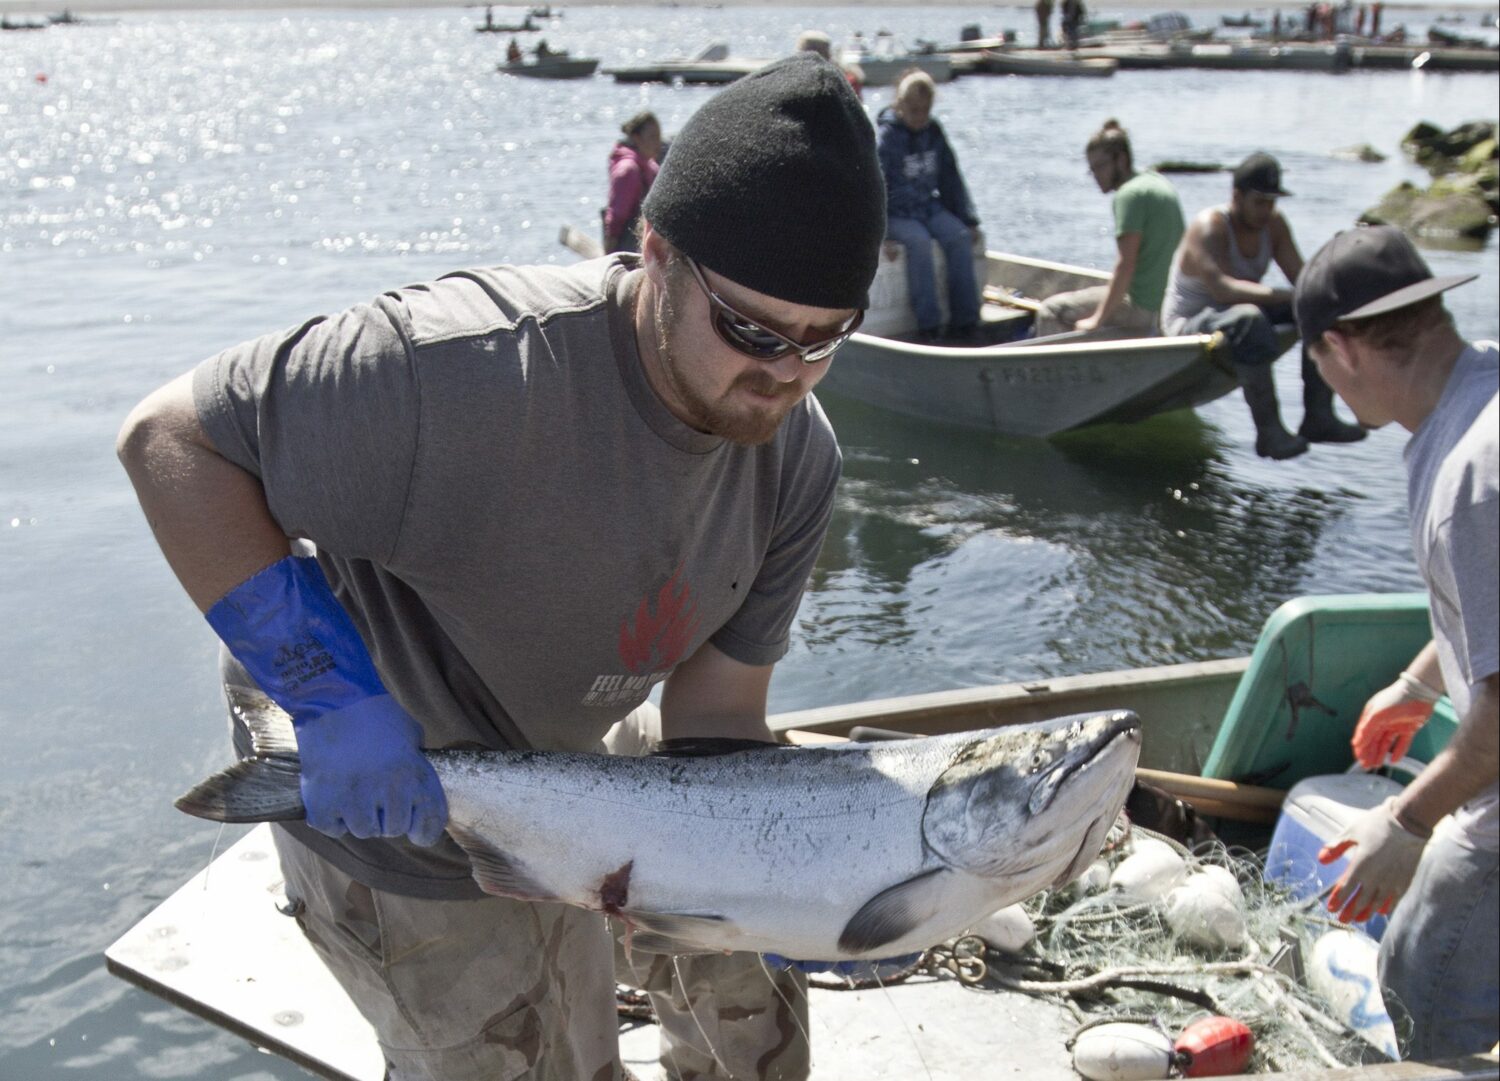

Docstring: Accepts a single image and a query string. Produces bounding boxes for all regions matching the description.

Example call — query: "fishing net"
[616,813,1407,1073]
[922,817,1403,1073]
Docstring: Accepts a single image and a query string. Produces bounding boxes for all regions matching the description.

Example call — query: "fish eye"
[1030,751,1048,771]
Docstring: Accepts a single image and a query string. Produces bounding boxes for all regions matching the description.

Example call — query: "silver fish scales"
[178,689,1140,961]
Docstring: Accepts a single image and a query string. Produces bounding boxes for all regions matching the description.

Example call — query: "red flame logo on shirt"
[619,565,701,675]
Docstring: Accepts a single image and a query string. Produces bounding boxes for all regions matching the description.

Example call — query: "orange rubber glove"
[1350,671,1440,769]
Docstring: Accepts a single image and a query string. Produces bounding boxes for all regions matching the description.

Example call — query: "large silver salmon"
[178,692,1140,960]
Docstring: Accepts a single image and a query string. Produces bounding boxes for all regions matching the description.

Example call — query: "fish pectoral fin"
[446,824,560,903]
[617,911,733,956]
[838,868,952,954]
[620,931,725,956]
[627,911,730,941]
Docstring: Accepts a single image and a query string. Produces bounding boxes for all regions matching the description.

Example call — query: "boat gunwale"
[844,327,1222,362]
[769,657,1249,736]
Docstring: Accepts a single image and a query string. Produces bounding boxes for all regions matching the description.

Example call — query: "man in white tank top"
[1296,225,1496,1059]
[1160,153,1366,459]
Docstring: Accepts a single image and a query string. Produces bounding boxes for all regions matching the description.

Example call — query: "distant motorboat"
[842,33,954,85]
[603,41,766,84]
[500,54,599,78]
[1426,25,1494,50]
[475,6,539,33]
[50,10,118,25]
[978,49,1118,76]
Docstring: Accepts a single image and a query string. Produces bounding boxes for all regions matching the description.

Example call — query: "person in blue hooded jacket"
[877,70,983,342]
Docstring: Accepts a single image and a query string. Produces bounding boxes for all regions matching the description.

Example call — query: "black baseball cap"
[1232,152,1291,196]
[1294,225,1477,343]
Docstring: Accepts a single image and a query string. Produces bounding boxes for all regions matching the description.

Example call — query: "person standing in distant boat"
[1160,152,1366,459]
[877,70,983,343]
[602,111,661,254]
[1036,0,1055,47]
[1061,0,1086,49]
[505,36,522,63]
[1035,119,1185,338]
[1295,225,1497,1060]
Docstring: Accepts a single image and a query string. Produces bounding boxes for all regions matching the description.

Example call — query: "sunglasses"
[685,258,863,365]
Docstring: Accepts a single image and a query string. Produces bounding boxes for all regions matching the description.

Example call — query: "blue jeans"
[1378,829,1500,1059]
[887,209,980,334]
[1176,302,1292,367]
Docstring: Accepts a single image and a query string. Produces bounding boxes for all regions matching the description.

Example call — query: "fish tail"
[176,686,305,822]
[174,755,306,823]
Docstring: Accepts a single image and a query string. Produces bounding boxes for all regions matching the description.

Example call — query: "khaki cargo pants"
[1032,284,1160,338]
[272,703,810,1081]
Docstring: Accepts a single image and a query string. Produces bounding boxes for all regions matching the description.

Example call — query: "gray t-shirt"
[194,255,843,896]
[1405,340,1499,851]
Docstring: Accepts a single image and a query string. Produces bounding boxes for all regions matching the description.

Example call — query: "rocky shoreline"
[1362,120,1499,244]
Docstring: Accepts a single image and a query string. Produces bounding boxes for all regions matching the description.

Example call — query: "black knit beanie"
[642,53,886,310]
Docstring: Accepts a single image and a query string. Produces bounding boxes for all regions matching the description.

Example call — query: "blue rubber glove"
[206,556,448,846]
[762,953,923,978]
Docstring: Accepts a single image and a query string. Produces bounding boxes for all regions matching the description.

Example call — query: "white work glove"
[1317,797,1428,924]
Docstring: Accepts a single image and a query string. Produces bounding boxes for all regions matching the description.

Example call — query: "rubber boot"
[1237,362,1308,460]
[1298,351,1368,443]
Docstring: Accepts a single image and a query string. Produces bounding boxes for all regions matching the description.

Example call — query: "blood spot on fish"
[599,860,633,914]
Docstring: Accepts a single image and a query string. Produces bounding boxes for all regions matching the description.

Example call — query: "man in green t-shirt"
[1036,119,1186,338]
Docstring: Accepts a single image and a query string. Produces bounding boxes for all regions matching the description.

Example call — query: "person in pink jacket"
[603,111,662,254]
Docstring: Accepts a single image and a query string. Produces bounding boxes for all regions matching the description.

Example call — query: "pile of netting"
[912,815,1404,1075]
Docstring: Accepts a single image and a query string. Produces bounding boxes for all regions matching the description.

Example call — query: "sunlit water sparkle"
[1,7,1496,1077]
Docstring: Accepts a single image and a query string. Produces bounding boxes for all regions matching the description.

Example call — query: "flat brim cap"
[642,53,886,310]
[1232,151,1292,196]
[1295,224,1476,342]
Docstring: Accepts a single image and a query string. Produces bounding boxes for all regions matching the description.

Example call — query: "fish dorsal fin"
[225,683,299,760]
[446,823,561,904]
[838,867,951,954]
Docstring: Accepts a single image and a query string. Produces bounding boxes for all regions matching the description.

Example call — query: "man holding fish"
[118,54,889,1081]
[1296,225,1498,1058]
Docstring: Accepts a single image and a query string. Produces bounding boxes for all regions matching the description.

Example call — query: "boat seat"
[1199,593,1457,790]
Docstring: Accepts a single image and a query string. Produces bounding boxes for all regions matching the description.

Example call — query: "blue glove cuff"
[206,555,386,725]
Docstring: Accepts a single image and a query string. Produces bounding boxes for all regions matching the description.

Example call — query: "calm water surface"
[2,7,1497,1077]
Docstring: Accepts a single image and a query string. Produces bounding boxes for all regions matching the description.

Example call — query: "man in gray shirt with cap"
[1162,152,1367,459]
[1296,224,1497,1059]
[118,54,886,1081]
